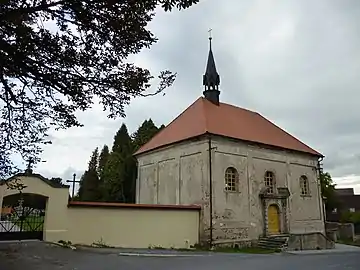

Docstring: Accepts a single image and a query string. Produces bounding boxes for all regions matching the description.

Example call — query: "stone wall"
[326,221,355,241]
[287,233,334,250]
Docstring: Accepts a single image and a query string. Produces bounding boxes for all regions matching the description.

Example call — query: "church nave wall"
[210,137,324,241]
[136,139,209,207]
[136,135,324,244]
[211,149,254,241]
[287,163,324,234]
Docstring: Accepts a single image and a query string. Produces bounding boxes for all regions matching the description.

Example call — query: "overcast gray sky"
[31,0,360,193]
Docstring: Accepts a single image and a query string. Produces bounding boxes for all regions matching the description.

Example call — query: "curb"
[70,244,210,257]
[283,249,360,255]
[0,239,40,244]
[117,252,208,257]
[46,241,77,250]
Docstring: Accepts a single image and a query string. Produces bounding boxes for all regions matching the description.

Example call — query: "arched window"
[300,175,309,195]
[225,167,238,192]
[264,171,275,194]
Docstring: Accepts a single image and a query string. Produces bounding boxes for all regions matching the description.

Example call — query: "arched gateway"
[0,193,47,241]
[0,172,70,242]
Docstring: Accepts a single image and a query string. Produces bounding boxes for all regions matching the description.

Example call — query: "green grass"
[10,215,44,231]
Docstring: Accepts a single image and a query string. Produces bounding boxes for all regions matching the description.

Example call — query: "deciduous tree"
[320,171,338,213]
[49,177,63,185]
[0,0,199,179]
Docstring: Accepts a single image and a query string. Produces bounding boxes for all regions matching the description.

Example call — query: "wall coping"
[1,173,70,189]
[68,201,202,211]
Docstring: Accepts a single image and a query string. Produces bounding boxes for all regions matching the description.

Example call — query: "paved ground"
[286,243,360,254]
[0,241,359,270]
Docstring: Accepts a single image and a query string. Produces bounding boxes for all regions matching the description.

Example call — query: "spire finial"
[203,30,220,105]
[208,28,213,50]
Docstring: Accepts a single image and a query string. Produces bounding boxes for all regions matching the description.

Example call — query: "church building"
[134,37,326,246]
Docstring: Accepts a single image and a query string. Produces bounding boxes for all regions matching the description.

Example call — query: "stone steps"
[257,235,289,250]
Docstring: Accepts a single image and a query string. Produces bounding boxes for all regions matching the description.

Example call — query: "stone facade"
[136,135,325,245]
[287,233,335,250]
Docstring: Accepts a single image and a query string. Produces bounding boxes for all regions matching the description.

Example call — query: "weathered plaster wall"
[136,138,210,241]
[288,163,324,234]
[136,135,325,244]
[211,138,325,243]
[136,138,209,206]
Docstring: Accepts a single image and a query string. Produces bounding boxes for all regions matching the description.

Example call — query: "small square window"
[349,208,355,213]
[332,208,337,213]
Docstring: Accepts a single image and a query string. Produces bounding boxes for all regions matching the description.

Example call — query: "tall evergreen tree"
[98,145,110,178]
[123,156,137,203]
[132,119,161,151]
[97,144,110,200]
[78,148,101,201]
[112,124,133,155]
[76,120,164,203]
[103,124,133,202]
[123,119,163,203]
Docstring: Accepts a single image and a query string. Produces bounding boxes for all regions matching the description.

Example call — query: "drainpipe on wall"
[317,157,326,223]
[208,135,213,248]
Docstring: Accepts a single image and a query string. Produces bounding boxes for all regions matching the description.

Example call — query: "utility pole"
[66,173,80,200]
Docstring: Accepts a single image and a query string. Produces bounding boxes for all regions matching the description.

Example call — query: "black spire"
[203,33,220,105]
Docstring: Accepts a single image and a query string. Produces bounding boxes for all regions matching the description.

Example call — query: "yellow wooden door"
[268,205,280,234]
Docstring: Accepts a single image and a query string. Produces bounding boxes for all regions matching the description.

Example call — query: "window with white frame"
[225,167,239,192]
[264,171,275,194]
[300,175,310,195]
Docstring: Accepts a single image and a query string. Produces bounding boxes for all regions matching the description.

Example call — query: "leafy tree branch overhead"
[0,0,199,178]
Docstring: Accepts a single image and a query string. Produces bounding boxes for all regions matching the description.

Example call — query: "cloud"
[32,0,360,194]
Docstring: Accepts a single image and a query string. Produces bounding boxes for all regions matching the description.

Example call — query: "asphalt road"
[0,242,359,270]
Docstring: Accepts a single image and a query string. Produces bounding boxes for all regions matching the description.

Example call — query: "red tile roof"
[134,97,322,157]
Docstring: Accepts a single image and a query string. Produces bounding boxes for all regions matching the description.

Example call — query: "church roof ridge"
[134,97,322,157]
